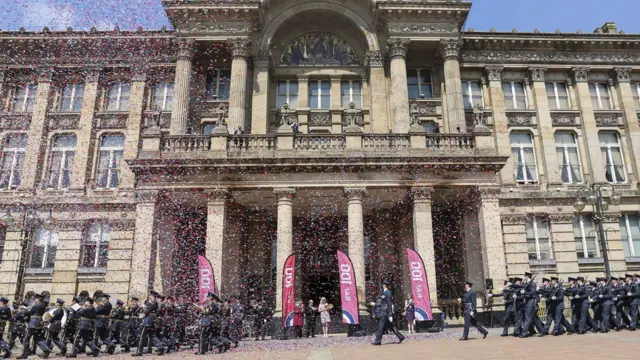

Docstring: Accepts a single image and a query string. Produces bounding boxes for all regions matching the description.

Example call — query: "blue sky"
[1,0,639,33]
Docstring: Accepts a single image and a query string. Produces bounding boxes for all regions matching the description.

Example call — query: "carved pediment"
[280,33,359,66]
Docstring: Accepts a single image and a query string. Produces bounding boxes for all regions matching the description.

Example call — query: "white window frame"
[106,82,130,111]
[29,228,58,269]
[82,221,110,268]
[548,82,571,110]
[309,80,331,110]
[510,132,538,184]
[577,216,600,259]
[408,69,432,98]
[622,214,638,257]
[96,134,124,189]
[555,132,583,184]
[504,81,529,109]
[12,84,37,112]
[277,80,298,109]
[600,132,627,184]
[60,83,84,112]
[633,83,640,110]
[526,216,553,260]
[341,80,362,108]
[590,82,613,110]
[47,134,76,189]
[205,68,230,101]
[153,82,174,111]
[0,134,27,190]
[462,80,484,110]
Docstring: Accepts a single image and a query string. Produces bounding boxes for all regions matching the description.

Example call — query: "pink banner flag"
[406,248,433,321]
[282,254,296,328]
[337,250,359,324]
[197,255,216,305]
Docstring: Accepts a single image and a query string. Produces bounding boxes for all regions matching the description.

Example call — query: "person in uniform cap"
[459,281,487,340]
[371,279,405,345]
[132,291,165,356]
[68,297,100,358]
[509,277,526,336]
[0,296,10,341]
[625,273,639,330]
[103,300,126,354]
[94,294,112,346]
[121,297,140,353]
[520,272,544,337]
[46,298,68,355]
[17,293,51,359]
[487,279,515,336]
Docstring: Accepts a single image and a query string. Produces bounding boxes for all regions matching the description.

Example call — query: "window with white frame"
[341,80,362,108]
[633,83,640,110]
[573,215,599,259]
[309,80,331,110]
[106,82,131,111]
[620,214,640,258]
[545,82,571,110]
[0,133,27,190]
[205,69,231,101]
[407,69,433,99]
[46,134,77,189]
[28,227,58,269]
[11,84,38,112]
[277,81,299,109]
[554,132,583,184]
[96,134,124,189]
[59,83,85,112]
[510,132,538,183]
[525,216,552,260]
[599,132,626,183]
[81,221,110,268]
[502,81,528,109]
[589,83,613,110]
[152,82,174,111]
[462,80,483,110]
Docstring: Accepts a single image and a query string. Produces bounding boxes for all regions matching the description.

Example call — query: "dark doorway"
[433,204,465,300]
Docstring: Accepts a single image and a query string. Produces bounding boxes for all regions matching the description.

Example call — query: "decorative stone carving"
[602,213,622,223]
[528,66,548,82]
[595,115,619,126]
[135,190,159,204]
[501,215,528,225]
[462,51,640,64]
[548,214,574,223]
[613,67,632,84]
[278,104,298,126]
[52,220,85,231]
[309,112,331,126]
[507,114,533,126]
[37,68,54,83]
[84,67,101,83]
[344,187,366,200]
[551,114,576,126]
[439,39,462,60]
[205,188,230,202]
[253,52,271,69]
[342,102,364,128]
[175,38,195,60]
[97,115,127,129]
[411,187,434,201]
[485,65,503,82]
[409,101,437,116]
[0,114,31,130]
[365,51,384,68]
[227,38,250,59]
[389,23,458,34]
[478,187,500,199]
[387,38,411,59]
[571,67,590,83]
[110,219,136,231]
[49,115,80,130]
[194,22,250,34]
[131,65,148,82]
[274,188,296,200]
[296,75,309,82]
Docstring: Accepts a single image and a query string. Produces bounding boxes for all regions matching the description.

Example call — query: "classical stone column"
[21,69,52,190]
[227,39,250,134]
[411,187,438,307]
[170,39,195,135]
[572,66,607,182]
[129,190,159,299]
[70,68,101,190]
[440,39,466,133]
[477,188,507,284]
[612,67,640,182]
[366,51,389,133]
[387,39,411,133]
[344,187,367,313]
[206,189,229,295]
[251,52,271,134]
[274,188,295,315]
[485,66,513,180]
[529,66,563,185]
[120,67,148,189]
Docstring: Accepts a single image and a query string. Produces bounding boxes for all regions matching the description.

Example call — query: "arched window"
[510,132,538,183]
[96,134,124,188]
[554,132,582,184]
[46,134,77,189]
[0,133,28,190]
[598,132,626,183]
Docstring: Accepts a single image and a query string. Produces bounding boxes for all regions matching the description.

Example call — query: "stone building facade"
[1,0,640,320]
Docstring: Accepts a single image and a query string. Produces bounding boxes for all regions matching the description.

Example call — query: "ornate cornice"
[227,38,250,59]
[83,67,101,83]
[528,66,548,82]
[501,215,528,225]
[548,214,574,223]
[387,38,410,59]
[205,188,229,203]
[344,187,366,200]
[330,75,342,82]
[613,67,632,84]
[478,187,500,199]
[135,190,159,204]
[439,38,462,60]
[388,22,458,34]
[175,38,195,61]
[461,50,640,65]
[365,50,384,68]
[485,65,503,82]
[602,213,622,223]
[411,187,434,201]
[296,75,309,82]
[571,67,590,83]
[274,188,296,201]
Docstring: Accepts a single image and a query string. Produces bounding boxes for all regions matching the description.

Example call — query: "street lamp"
[573,184,621,277]
[0,203,53,301]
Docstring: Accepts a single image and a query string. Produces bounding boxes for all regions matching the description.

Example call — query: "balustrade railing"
[440,300,462,320]
[425,134,475,150]
[228,135,277,153]
[294,134,345,151]
[161,135,211,152]
[362,134,411,150]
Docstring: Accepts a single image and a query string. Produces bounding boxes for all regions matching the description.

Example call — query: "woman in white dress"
[318,297,331,337]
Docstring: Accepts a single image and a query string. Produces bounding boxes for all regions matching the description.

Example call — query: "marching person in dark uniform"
[0,335,10,358]
[172,297,188,350]
[597,277,621,332]
[159,296,176,353]
[62,296,80,346]
[121,297,140,353]
[68,297,100,358]
[371,279,405,345]
[539,277,573,336]
[305,300,318,338]
[94,294,112,346]
[612,277,630,328]
[227,296,243,347]
[8,301,27,351]
[458,280,488,341]
[624,274,639,331]
[46,298,68,355]
[487,279,514,337]
[196,292,216,355]
[510,277,526,336]
[132,292,165,357]
[565,277,582,332]
[519,272,543,337]
[17,293,51,359]
[103,299,125,354]
[580,279,599,333]
[0,297,10,340]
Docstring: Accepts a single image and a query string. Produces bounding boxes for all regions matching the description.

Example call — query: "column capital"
[571,66,591,83]
[131,65,148,82]
[365,50,384,68]
[37,68,54,83]
[613,67,632,84]
[205,188,230,202]
[274,187,296,201]
[478,187,500,200]
[344,187,366,200]
[226,38,250,59]
[387,38,410,59]
[528,66,548,82]
[330,75,342,83]
[253,51,271,69]
[297,75,309,82]
[500,215,528,225]
[135,190,159,204]
[411,186,434,201]
[485,65,503,82]
[548,214,574,224]
[83,67,102,83]
[175,38,195,61]
[439,38,462,60]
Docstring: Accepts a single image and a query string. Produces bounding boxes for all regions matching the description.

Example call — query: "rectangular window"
[620,214,640,257]
[546,82,571,110]
[0,134,27,190]
[573,215,599,259]
[277,80,299,109]
[599,132,627,183]
[633,83,640,110]
[28,228,58,269]
[341,80,362,109]
[106,82,131,111]
[407,69,433,99]
[554,132,583,184]
[60,83,85,112]
[81,222,110,268]
[152,82,174,111]
[12,84,38,112]
[205,69,231,101]
[46,134,77,189]
[526,216,552,260]
[502,81,528,109]
[96,134,124,189]
[510,132,538,183]
[309,80,331,110]
[589,83,612,110]
[462,81,483,110]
